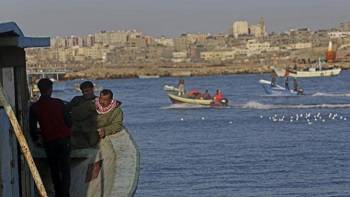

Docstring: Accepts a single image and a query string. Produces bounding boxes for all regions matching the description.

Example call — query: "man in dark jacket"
[29,78,71,197]
[69,81,99,148]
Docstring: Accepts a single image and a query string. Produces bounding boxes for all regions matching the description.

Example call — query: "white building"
[328,31,350,39]
[200,50,236,61]
[233,21,249,38]
[155,36,174,47]
[246,39,271,51]
[171,51,190,63]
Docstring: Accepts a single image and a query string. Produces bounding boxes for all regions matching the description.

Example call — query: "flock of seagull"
[260,112,348,125]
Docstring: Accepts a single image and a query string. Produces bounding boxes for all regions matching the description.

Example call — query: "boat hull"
[273,67,341,78]
[168,93,214,105]
[259,79,300,96]
[32,129,139,197]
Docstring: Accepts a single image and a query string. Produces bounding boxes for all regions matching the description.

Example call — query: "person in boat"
[213,89,224,103]
[293,78,298,92]
[293,64,298,70]
[29,78,71,197]
[271,71,277,87]
[177,79,185,96]
[201,89,212,100]
[96,89,124,139]
[284,77,290,90]
[188,89,202,99]
[293,78,304,95]
[69,81,99,149]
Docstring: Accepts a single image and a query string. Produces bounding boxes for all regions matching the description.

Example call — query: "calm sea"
[53,71,350,197]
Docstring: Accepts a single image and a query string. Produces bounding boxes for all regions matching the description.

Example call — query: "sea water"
[53,71,350,196]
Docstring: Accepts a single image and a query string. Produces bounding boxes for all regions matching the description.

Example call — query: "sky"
[1,0,350,37]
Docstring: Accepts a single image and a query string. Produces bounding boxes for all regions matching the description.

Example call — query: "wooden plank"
[0,87,47,197]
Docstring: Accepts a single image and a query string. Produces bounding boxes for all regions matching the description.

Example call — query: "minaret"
[259,17,266,37]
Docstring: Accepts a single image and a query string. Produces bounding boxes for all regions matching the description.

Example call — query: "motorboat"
[259,79,304,96]
[163,85,229,106]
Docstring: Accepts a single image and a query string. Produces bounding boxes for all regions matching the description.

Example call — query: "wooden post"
[0,87,47,197]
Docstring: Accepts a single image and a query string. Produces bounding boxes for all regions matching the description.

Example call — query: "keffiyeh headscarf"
[95,98,120,114]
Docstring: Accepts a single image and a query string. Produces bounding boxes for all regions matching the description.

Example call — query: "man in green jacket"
[95,89,124,138]
[69,81,99,148]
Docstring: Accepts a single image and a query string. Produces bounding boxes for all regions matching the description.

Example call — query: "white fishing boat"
[272,66,341,78]
[259,79,303,96]
[272,61,341,78]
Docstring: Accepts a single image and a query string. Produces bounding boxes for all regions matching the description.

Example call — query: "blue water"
[53,72,350,196]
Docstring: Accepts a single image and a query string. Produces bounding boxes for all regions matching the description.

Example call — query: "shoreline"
[62,63,350,80]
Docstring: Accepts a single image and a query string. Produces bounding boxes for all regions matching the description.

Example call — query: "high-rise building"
[232,21,249,38]
[232,17,267,38]
[258,17,267,37]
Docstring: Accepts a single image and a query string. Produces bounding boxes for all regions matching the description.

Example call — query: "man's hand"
[98,128,105,139]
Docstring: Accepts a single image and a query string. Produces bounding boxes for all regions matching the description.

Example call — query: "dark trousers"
[45,138,71,197]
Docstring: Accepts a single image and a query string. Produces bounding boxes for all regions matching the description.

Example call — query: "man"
[271,72,277,87]
[69,81,99,148]
[213,89,224,104]
[285,77,290,90]
[293,78,299,92]
[29,78,71,197]
[95,89,124,138]
[201,89,212,100]
[177,79,185,96]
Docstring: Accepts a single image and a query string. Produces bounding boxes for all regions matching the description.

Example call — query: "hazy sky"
[1,0,350,37]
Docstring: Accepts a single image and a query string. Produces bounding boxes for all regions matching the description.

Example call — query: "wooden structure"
[0,22,50,197]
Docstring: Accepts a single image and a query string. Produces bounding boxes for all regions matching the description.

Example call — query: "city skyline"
[1,0,350,37]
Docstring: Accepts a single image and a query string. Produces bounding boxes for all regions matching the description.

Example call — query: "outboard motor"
[220,98,229,106]
[297,88,304,95]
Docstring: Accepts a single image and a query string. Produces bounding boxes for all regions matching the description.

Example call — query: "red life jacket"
[214,92,224,102]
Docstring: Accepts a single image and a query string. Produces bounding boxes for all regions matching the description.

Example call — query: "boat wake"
[242,101,350,110]
[261,93,299,97]
[312,92,350,97]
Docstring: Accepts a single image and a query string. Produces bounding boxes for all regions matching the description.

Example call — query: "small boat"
[163,85,229,106]
[137,75,160,79]
[259,79,303,96]
[272,61,341,78]
[32,129,139,197]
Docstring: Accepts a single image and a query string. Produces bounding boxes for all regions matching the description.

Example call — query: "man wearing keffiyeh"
[95,89,124,138]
